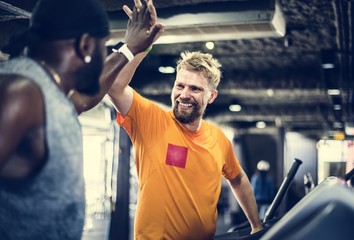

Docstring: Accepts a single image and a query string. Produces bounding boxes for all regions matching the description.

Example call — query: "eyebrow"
[175,81,205,90]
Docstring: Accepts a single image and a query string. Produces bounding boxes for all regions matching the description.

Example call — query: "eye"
[175,84,184,90]
[191,86,202,92]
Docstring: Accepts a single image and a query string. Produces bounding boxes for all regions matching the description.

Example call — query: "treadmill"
[261,168,354,240]
[215,162,354,240]
[214,158,303,240]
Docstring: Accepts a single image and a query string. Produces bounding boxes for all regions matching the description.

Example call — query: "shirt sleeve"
[221,135,242,180]
[116,90,168,145]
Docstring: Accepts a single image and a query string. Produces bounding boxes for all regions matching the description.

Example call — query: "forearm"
[228,171,263,233]
[107,51,147,115]
[73,49,147,113]
[108,51,147,97]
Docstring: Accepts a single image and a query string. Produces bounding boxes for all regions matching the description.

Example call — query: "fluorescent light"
[256,121,266,129]
[327,89,341,95]
[229,104,242,112]
[158,66,175,74]
[322,63,335,69]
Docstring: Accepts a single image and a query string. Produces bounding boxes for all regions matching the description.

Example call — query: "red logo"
[166,144,188,169]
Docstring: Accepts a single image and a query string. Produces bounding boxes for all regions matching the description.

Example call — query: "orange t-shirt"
[117,91,242,240]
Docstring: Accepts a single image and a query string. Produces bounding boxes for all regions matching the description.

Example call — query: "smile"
[179,102,193,107]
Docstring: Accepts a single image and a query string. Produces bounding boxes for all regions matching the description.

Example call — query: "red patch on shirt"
[166,144,188,169]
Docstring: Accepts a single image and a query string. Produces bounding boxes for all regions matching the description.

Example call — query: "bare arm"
[107,0,164,116]
[0,76,46,180]
[107,51,147,116]
[227,169,263,234]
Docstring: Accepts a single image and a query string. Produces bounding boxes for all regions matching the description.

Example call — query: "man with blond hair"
[108,45,263,238]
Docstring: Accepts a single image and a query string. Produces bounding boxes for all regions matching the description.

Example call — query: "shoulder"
[1,74,42,99]
[204,120,233,141]
[1,74,44,117]
[132,90,170,115]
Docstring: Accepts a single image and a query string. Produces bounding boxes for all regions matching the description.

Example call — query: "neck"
[183,119,202,132]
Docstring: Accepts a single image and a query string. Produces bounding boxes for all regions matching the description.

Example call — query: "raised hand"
[123,0,164,55]
[123,0,157,27]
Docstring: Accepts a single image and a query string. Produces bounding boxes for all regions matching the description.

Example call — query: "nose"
[180,87,191,99]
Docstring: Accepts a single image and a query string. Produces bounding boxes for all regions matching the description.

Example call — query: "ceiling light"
[205,42,215,50]
[158,66,175,74]
[229,104,242,112]
[321,49,335,69]
[322,63,335,69]
[256,121,266,129]
[267,89,274,97]
[327,89,341,95]
[333,104,342,110]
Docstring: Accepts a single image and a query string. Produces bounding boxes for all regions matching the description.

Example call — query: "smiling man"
[108,50,263,239]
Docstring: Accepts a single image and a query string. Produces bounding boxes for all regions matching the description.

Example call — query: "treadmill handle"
[263,158,303,223]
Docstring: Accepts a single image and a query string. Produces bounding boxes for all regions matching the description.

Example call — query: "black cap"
[2,0,110,56]
[30,0,110,40]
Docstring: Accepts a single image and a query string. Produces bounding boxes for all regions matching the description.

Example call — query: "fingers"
[131,3,140,22]
[123,5,132,19]
[147,0,157,26]
[148,23,165,44]
[134,0,143,9]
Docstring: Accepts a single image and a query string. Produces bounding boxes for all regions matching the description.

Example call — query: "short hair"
[176,51,222,90]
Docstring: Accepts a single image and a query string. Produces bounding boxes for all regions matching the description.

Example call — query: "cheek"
[202,95,212,106]
[171,89,178,99]
[171,93,176,104]
[206,92,215,104]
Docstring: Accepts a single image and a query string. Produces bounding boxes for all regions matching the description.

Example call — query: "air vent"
[107,0,286,45]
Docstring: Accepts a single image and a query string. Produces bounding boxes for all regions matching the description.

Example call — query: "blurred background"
[0,0,353,239]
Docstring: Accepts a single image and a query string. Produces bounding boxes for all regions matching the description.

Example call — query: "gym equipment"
[214,158,303,240]
[261,175,354,239]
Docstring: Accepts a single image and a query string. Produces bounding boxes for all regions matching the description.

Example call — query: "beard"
[75,45,104,96]
[173,99,203,124]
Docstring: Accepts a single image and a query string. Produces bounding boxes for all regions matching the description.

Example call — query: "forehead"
[175,68,208,87]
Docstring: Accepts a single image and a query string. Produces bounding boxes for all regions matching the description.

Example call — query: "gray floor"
[82,215,110,240]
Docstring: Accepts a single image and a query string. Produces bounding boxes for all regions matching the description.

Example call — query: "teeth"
[179,102,192,107]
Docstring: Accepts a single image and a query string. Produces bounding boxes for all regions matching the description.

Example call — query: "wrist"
[145,46,153,53]
[251,223,263,233]
[112,42,134,62]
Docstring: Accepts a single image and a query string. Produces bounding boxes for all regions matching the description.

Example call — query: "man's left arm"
[227,169,263,234]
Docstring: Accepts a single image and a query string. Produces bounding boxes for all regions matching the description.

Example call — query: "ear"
[76,33,95,62]
[207,89,218,104]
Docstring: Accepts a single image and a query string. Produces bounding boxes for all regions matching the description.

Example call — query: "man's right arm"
[107,0,164,117]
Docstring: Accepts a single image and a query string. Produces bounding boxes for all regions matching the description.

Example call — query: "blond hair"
[176,51,222,90]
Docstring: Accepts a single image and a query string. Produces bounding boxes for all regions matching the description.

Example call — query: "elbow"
[228,171,244,187]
